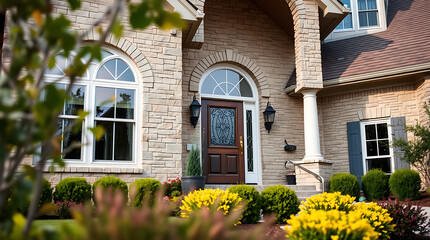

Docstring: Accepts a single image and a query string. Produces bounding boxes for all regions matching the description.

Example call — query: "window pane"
[65,85,85,115]
[359,12,368,27]
[201,74,217,94]
[62,119,82,160]
[367,11,378,26]
[367,158,391,173]
[358,0,366,10]
[96,59,116,80]
[94,121,113,160]
[366,140,378,156]
[240,80,253,97]
[378,140,390,155]
[344,14,353,29]
[116,89,135,119]
[95,87,115,118]
[114,122,133,161]
[46,55,67,75]
[367,0,377,9]
[365,124,376,140]
[246,110,253,172]
[210,107,236,146]
[116,59,135,82]
[377,123,388,139]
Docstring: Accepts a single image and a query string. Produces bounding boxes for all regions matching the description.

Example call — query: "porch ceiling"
[251,0,348,40]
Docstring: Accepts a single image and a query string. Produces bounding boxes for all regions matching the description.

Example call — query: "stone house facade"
[14,0,429,190]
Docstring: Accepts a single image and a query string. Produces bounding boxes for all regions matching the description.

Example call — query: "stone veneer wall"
[20,0,183,186]
[182,0,306,185]
[319,84,420,174]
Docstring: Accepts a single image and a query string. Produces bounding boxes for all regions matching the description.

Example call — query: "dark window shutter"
[347,121,364,183]
[390,116,410,170]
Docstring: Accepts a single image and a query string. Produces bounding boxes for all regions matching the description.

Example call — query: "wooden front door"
[202,99,245,183]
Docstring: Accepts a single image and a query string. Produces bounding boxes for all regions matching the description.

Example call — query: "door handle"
[240,136,243,155]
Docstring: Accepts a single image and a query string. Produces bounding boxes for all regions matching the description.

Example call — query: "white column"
[302,90,324,161]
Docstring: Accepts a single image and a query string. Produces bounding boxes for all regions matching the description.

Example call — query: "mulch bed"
[372,191,430,207]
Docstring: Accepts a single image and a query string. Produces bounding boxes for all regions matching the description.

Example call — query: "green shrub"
[53,177,91,204]
[39,178,53,207]
[185,146,201,176]
[228,185,261,224]
[329,173,360,200]
[362,169,389,201]
[92,176,128,204]
[389,168,421,200]
[130,178,161,208]
[260,185,299,224]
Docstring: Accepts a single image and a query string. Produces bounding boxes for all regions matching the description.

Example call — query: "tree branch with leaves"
[0,0,183,237]
[392,103,430,190]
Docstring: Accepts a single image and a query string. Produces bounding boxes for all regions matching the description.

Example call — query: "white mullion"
[117,67,130,79]
[225,70,229,95]
[115,59,118,80]
[112,122,116,161]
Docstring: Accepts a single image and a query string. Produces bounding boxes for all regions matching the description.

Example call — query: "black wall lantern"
[189,95,201,128]
[263,101,276,133]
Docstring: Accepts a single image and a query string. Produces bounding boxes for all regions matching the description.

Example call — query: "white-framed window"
[335,0,353,30]
[335,0,381,31]
[360,120,393,173]
[41,48,140,166]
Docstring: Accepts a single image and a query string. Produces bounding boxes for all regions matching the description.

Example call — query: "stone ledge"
[43,166,144,174]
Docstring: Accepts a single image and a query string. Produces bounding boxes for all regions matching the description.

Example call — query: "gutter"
[285,62,430,95]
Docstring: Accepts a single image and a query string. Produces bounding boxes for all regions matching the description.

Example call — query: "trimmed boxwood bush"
[39,178,53,207]
[389,168,421,200]
[260,185,300,224]
[329,173,360,200]
[228,185,261,224]
[53,177,91,204]
[92,176,128,203]
[362,169,389,201]
[130,178,161,208]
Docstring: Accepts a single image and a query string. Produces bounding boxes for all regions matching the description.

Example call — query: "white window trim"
[199,63,262,185]
[360,119,394,174]
[38,48,142,169]
[333,0,385,32]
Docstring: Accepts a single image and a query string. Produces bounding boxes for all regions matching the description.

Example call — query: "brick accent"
[288,0,324,92]
[189,49,270,97]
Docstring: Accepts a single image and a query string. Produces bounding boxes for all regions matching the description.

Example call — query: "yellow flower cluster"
[300,192,355,212]
[286,209,379,240]
[287,192,395,240]
[352,202,395,240]
[180,188,242,218]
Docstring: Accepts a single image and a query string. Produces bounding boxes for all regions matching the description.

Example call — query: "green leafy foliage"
[329,173,360,200]
[261,185,300,224]
[379,197,429,239]
[362,169,389,201]
[228,185,261,224]
[389,168,421,200]
[130,178,161,208]
[392,103,430,189]
[92,176,128,204]
[39,178,53,208]
[53,178,91,204]
[0,0,184,236]
[70,188,273,240]
[185,146,202,176]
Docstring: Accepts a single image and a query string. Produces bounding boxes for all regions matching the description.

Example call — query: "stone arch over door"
[189,49,271,98]
[82,31,155,86]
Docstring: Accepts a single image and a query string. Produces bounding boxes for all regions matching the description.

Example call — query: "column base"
[295,159,333,192]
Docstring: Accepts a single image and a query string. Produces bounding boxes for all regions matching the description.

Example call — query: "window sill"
[42,166,144,174]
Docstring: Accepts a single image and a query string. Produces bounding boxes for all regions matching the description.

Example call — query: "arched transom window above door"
[201,69,253,98]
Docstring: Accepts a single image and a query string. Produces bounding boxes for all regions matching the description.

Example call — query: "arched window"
[201,69,253,98]
[43,49,139,164]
